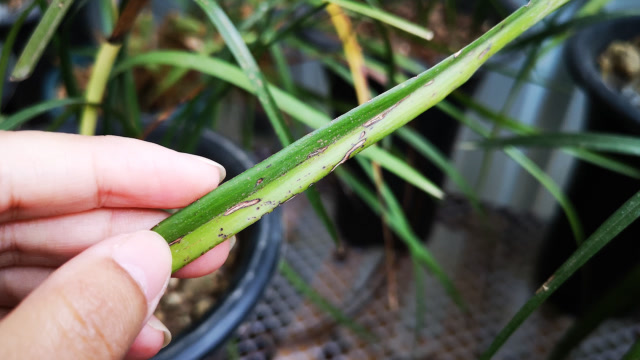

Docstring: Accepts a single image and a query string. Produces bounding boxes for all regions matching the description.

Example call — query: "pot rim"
[565,15,640,128]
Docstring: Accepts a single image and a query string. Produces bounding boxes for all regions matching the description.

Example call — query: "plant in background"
[3,0,640,358]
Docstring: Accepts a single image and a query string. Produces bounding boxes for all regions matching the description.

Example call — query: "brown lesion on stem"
[535,275,555,294]
[307,146,329,159]
[478,43,493,59]
[224,199,261,216]
[331,138,366,173]
[363,95,410,128]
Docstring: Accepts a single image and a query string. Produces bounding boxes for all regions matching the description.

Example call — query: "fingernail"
[193,155,226,182]
[148,317,172,348]
[228,235,236,250]
[111,231,172,316]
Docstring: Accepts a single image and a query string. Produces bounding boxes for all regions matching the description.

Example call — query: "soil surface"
[599,36,640,110]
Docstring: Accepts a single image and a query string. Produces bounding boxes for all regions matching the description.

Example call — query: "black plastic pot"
[537,16,640,315]
[147,125,284,359]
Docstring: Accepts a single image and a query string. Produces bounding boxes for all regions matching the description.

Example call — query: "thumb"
[0,230,172,360]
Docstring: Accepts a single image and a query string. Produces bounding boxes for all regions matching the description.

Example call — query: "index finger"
[0,131,225,223]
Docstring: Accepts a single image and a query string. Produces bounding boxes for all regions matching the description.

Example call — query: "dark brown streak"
[363,95,410,127]
[307,146,329,159]
[478,43,492,59]
[224,199,261,216]
[331,138,366,173]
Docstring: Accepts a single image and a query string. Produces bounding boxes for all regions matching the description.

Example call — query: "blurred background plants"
[3,0,640,358]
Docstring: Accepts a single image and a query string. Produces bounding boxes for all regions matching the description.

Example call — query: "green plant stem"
[80,42,122,135]
[150,0,574,272]
[11,0,75,81]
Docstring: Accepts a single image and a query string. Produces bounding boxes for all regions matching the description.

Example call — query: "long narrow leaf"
[475,45,541,196]
[454,92,640,179]
[436,100,584,243]
[0,98,87,130]
[320,0,434,41]
[548,264,640,360]
[396,127,480,209]
[195,0,341,247]
[336,164,463,307]
[0,1,37,107]
[195,0,293,145]
[279,261,374,340]
[473,132,640,156]
[481,190,640,359]
[505,10,638,53]
[361,147,443,199]
[11,0,75,81]
[113,52,444,199]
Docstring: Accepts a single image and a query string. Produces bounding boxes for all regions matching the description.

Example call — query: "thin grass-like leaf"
[195,0,293,145]
[454,92,640,179]
[114,52,444,199]
[279,261,374,340]
[548,264,640,360]
[337,164,463,307]
[260,3,328,49]
[319,0,434,41]
[396,127,480,209]
[98,0,117,35]
[475,45,541,195]
[472,132,640,156]
[365,0,397,87]
[505,10,638,53]
[482,63,573,94]
[0,1,37,108]
[361,147,444,199]
[238,0,280,32]
[269,44,296,95]
[481,189,640,359]
[11,0,75,81]
[195,0,342,247]
[0,98,87,130]
[436,100,584,243]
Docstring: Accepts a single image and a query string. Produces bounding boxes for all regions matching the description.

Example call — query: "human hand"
[0,131,230,359]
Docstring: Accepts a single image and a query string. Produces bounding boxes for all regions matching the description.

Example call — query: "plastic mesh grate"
[206,195,640,360]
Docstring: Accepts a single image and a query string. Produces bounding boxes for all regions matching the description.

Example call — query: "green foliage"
[7,0,640,358]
